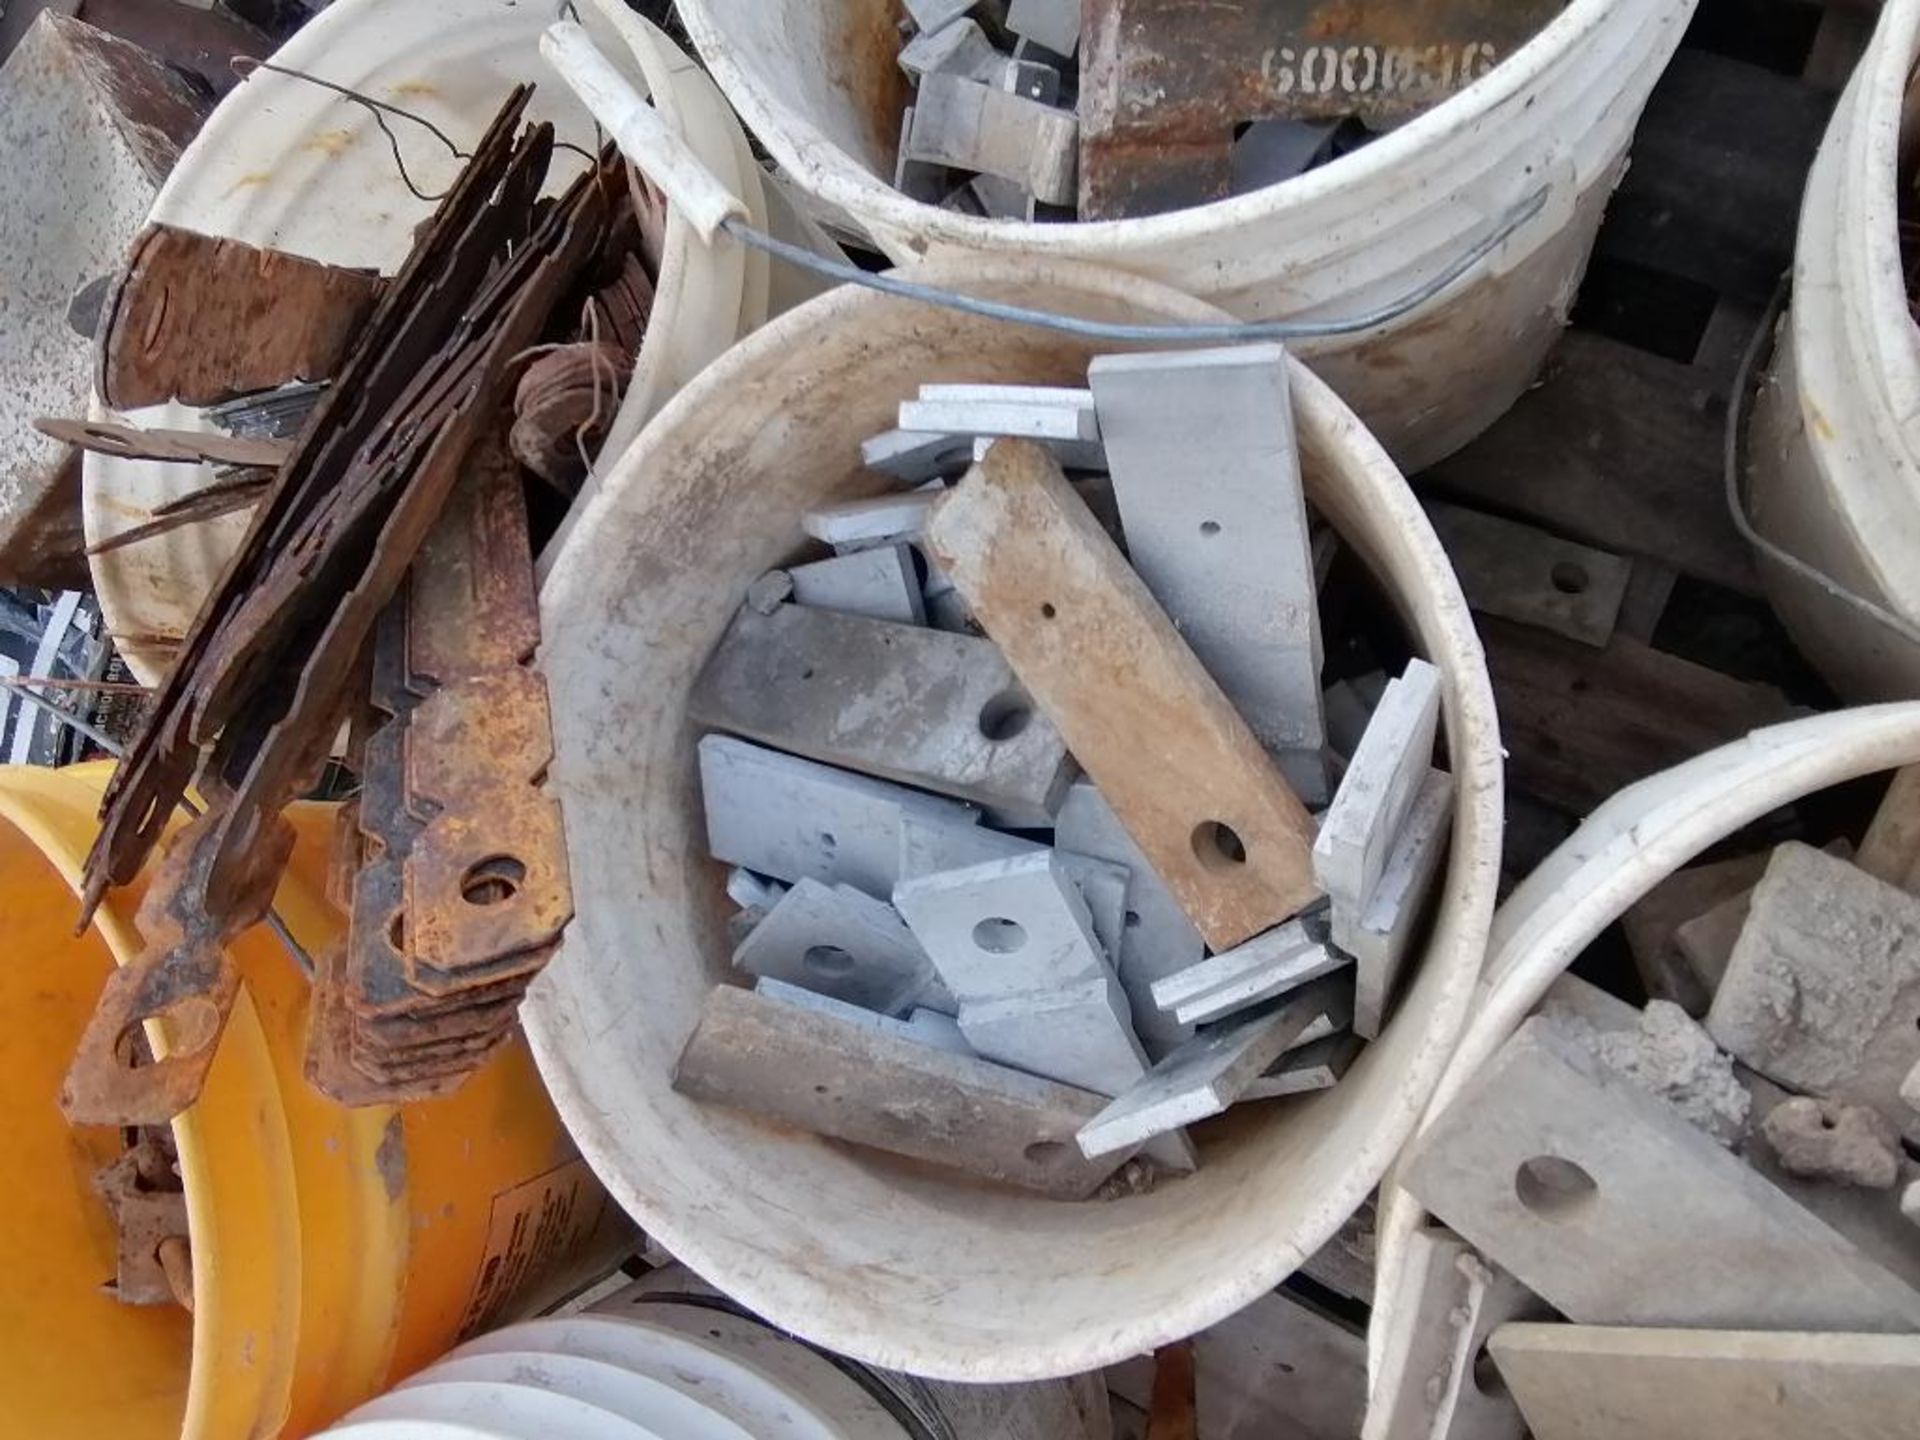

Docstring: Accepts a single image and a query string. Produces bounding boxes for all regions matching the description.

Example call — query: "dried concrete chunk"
[1622,851,1771,1017]
[925,439,1322,949]
[731,878,939,1016]
[674,985,1131,1198]
[1,15,206,560]
[1760,1097,1902,1191]
[1591,1000,1751,1147]
[690,601,1073,824]
[1089,345,1326,801]
[698,735,978,898]
[1489,1324,1920,1440]
[1400,1016,1920,1332]
[1707,842,1920,1145]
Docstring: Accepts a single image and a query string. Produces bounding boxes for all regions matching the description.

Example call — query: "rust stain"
[1808,400,1836,442]
[375,1114,408,1202]
[835,0,912,170]
[224,171,274,197]
[300,128,356,159]
[389,81,442,100]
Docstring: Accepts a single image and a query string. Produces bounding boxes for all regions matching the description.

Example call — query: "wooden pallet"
[1412,1,1866,888]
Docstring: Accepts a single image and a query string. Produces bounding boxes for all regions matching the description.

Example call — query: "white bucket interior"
[527,257,1503,1382]
[676,0,1697,468]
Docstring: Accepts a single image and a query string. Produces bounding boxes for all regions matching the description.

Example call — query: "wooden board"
[1479,617,1799,814]
[926,440,1321,950]
[1490,1324,1920,1440]
[99,221,384,408]
[1422,330,1758,596]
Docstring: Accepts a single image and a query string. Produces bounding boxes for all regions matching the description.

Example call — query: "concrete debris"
[1759,1097,1902,1191]
[1587,999,1752,1147]
[1,15,208,590]
[1399,1015,1920,1332]
[1707,842,1920,1146]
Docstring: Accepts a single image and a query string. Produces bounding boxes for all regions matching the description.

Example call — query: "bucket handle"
[541,19,749,243]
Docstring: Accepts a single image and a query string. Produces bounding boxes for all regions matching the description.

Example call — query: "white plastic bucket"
[677,0,1695,469]
[318,1280,1108,1439]
[82,0,830,684]
[526,256,1504,1382]
[1747,0,1920,701]
[1362,703,1920,1428]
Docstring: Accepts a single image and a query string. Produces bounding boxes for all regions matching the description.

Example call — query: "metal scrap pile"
[670,353,1455,1199]
[46,86,661,1123]
[893,0,1568,220]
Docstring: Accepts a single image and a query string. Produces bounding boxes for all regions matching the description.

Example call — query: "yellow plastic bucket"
[0,763,628,1440]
